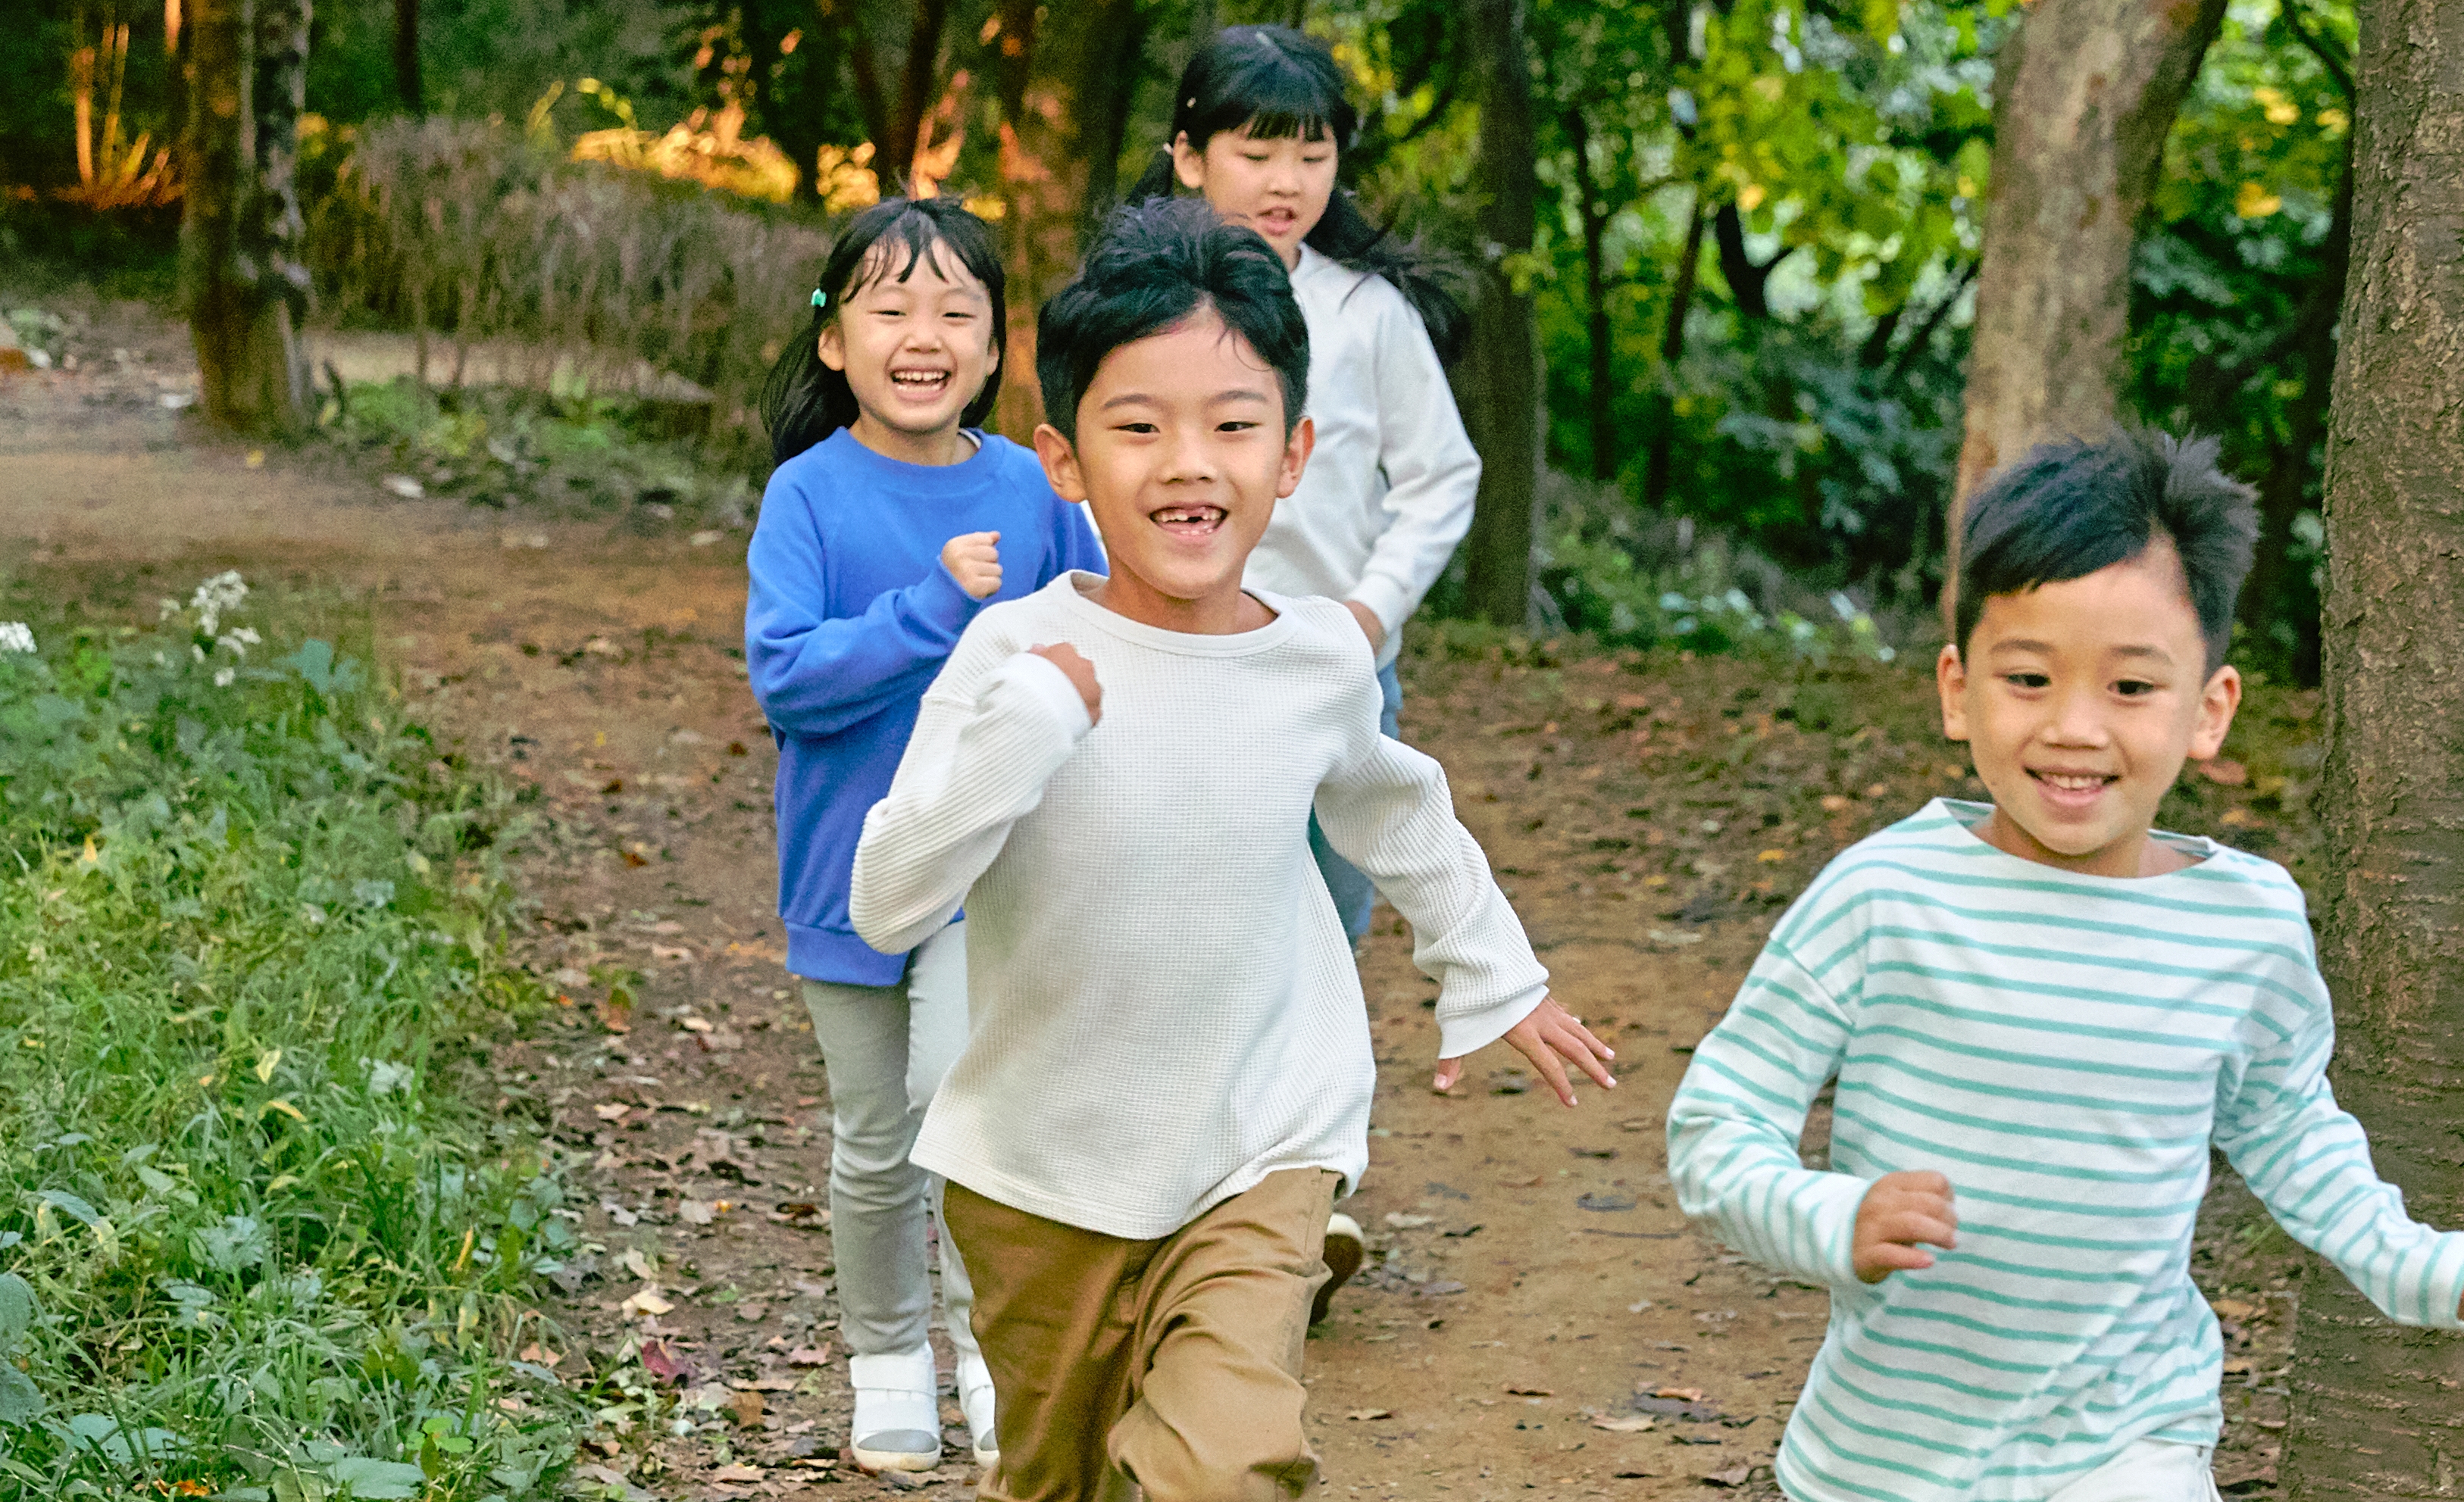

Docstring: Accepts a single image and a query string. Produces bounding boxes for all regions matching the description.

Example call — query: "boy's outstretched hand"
[1853,1170,1958,1283]
[1027,642,1102,726]
[1434,996,1615,1106]
[943,531,1003,600]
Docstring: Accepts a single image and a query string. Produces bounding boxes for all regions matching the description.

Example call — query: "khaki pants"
[943,1169,1340,1502]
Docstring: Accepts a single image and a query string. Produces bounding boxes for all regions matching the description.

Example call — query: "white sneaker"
[956,1351,999,1465]
[848,1345,940,1472]
[1312,1212,1365,1326]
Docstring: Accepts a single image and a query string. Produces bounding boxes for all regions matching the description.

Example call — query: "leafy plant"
[0,574,584,1500]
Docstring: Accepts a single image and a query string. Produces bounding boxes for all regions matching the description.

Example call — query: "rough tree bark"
[1456,0,1543,627]
[180,0,311,438]
[2282,1,2464,1493]
[1948,0,2226,598]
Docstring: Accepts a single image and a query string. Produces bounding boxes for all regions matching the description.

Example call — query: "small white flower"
[189,570,249,635]
[214,667,236,688]
[215,627,261,657]
[158,598,183,622]
[0,623,34,654]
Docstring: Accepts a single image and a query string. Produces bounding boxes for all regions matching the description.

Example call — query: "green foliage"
[0,579,583,1501]
[1534,473,1901,664]
[299,114,831,457]
[322,376,755,524]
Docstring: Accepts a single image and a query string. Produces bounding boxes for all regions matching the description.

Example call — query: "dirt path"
[1,301,2303,1502]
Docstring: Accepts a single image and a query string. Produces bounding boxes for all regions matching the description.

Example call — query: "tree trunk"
[1565,103,1616,482]
[1641,202,1704,513]
[180,0,310,439]
[2242,151,2347,685]
[1947,0,2226,607]
[987,0,1145,439]
[887,0,950,191]
[2282,0,2464,1491]
[391,0,417,112]
[1457,0,1542,627]
[1712,201,1788,323]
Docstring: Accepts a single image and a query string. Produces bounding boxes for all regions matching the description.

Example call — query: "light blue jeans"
[1309,659,1405,941]
[799,921,979,1358]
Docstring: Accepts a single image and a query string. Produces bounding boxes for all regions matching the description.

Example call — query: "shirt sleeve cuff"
[916,559,988,637]
[1347,576,1413,643]
[1436,981,1549,1062]
[1802,1173,1875,1289]
[993,651,1093,742]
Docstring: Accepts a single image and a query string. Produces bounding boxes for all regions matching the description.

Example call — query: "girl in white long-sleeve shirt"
[1128,24,1482,951]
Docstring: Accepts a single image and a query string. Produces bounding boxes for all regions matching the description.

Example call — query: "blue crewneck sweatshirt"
[746,427,1105,984]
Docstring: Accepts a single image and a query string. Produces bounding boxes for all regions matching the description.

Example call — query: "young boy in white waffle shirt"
[847,198,1616,1500]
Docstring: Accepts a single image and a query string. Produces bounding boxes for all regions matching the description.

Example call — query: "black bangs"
[1173,25,1358,155]
[757,196,1008,466]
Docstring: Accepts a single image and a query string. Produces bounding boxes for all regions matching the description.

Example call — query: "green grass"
[0,575,583,1501]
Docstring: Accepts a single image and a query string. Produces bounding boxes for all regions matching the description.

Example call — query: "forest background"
[0,0,2356,681]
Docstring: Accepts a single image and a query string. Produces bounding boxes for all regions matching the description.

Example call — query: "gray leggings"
[799,921,978,1358]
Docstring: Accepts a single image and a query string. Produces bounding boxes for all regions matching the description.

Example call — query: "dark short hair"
[758,197,1006,467]
[1035,197,1309,444]
[1955,429,2259,673]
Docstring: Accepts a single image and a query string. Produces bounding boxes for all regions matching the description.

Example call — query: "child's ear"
[1171,132,1206,192]
[817,323,847,373]
[1937,642,1971,742]
[1032,424,1088,501]
[2188,663,2243,762]
[1276,415,1316,499]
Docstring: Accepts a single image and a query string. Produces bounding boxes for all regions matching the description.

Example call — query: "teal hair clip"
[810,289,829,311]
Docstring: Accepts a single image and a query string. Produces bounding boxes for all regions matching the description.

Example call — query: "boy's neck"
[849,414,976,468]
[1973,806,2196,879]
[1088,570,1273,635]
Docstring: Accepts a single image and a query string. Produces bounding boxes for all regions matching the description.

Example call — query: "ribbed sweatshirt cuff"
[994,651,1094,741]
[1435,981,1549,1062]
[914,559,987,639]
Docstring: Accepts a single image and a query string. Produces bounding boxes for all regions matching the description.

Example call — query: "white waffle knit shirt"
[849,572,1549,1239]
[1243,245,1481,670]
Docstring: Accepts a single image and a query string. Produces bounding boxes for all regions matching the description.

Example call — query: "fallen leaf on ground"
[621,1248,658,1279]
[517,1343,563,1368]
[786,1345,833,1367]
[677,1200,718,1226]
[1703,1463,1755,1487]
[1593,1414,1657,1432]
[1345,1409,1393,1421]
[1383,1213,1436,1229]
[593,1103,630,1122]
[727,1390,765,1429]
[619,1287,674,1318]
[637,1340,693,1385]
[710,1464,764,1482]
[1655,1386,1709,1403]
[2209,1297,2258,1322]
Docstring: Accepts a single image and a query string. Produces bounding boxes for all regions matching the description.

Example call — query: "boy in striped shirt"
[1668,430,2464,1502]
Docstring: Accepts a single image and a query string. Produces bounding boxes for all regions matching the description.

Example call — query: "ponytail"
[1147,24,1470,366]
[757,196,1009,467]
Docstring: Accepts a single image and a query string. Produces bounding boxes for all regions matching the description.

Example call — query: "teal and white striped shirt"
[1668,800,2464,1502]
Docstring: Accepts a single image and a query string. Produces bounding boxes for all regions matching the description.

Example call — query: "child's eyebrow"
[1987,637,2173,663]
[1094,387,1274,411]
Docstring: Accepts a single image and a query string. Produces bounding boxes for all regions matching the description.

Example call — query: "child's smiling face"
[1033,305,1312,633]
[1172,123,1338,269]
[1937,537,2242,878]
[818,239,997,461]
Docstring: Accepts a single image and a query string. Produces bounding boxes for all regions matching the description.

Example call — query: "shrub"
[1533,471,1903,664]
[300,115,832,457]
[0,577,582,1500]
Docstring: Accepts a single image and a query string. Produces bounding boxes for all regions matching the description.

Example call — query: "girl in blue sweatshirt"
[746,197,1103,1473]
